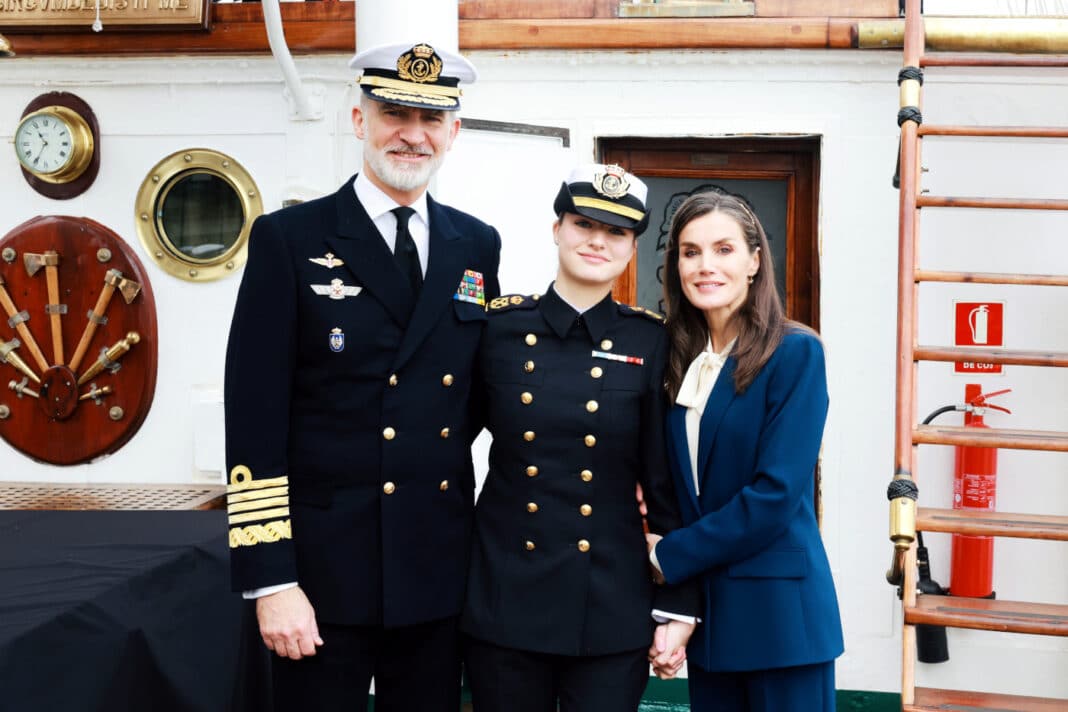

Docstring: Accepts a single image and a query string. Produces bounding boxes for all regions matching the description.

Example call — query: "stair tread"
[913,424,1068,452]
[906,594,1068,636]
[908,686,1068,711]
[918,507,1068,541]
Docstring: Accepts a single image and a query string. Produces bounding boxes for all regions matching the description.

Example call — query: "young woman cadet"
[461,164,697,712]
[647,190,843,711]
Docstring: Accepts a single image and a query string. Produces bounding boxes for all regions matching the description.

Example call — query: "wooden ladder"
[889,1,1068,709]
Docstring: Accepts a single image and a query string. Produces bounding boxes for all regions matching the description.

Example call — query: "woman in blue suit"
[646,190,843,711]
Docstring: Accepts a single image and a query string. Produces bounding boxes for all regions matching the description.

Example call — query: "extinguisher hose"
[922,404,963,425]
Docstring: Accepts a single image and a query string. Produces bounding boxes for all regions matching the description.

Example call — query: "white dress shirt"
[354,171,430,275]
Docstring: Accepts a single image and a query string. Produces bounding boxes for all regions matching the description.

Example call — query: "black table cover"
[0,510,269,712]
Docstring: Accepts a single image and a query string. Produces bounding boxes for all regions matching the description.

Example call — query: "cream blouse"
[675,338,735,496]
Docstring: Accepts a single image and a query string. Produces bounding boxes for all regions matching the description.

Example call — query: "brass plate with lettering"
[0,0,209,31]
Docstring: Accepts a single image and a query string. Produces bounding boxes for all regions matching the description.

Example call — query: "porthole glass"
[157,171,244,262]
[135,149,263,281]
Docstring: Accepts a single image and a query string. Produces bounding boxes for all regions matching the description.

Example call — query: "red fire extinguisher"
[949,384,1011,599]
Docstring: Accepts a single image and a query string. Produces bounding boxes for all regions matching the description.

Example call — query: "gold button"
[532,294,540,300]
[584,434,596,447]
[383,427,396,440]
[521,392,533,405]
[527,502,538,513]
[600,339,613,350]
[578,539,591,553]
[526,540,536,551]
[581,469,593,482]
[442,374,454,387]
[440,427,450,439]
[590,366,603,378]
[526,465,539,477]
[388,374,398,387]
[439,480,449,492]
[523,431,536,442]
[580,504,592,517]
[383,482,396,495]
[586,400,599,413]
[525,333,537,346]
[524,360,535,373]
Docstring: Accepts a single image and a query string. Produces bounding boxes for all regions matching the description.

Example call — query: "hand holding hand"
[645,532,665,584]
[648,620,695,680]
[256,586,324,660]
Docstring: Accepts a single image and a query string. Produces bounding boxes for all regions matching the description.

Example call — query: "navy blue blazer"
[224,175,501,627]
[655,329,843,672]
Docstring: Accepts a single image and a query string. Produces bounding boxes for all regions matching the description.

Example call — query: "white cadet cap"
[348,42,477,111]
[553,164,651,236]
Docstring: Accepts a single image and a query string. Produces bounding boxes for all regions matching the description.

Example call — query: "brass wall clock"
[14,92,100,200]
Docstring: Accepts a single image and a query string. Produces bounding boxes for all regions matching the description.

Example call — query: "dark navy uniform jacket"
[224,175,501,628]
[461,286,697,656]
[656,330,844,672]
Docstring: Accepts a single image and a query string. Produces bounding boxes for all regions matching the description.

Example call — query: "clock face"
[15,110,76,176]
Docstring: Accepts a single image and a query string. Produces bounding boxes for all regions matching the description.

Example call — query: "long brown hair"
[662,189,798,397]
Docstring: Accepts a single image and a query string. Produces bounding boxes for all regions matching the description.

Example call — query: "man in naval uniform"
[223,42,501,711]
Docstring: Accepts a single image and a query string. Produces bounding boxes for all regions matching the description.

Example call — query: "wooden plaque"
[0,216,158,465]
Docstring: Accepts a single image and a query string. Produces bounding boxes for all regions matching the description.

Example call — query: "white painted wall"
[0,47,1065,698]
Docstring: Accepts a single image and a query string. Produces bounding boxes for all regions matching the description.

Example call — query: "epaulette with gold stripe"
[618,303,664,322]
[487,294,540,314]
[226,465,292,548]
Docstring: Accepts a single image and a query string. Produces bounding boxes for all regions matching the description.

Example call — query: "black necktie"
[391,206,422,296]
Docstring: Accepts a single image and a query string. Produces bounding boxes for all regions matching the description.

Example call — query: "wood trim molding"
[2,5,893,56]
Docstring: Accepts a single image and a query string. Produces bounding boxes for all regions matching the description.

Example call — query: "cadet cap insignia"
[593,165,630,199]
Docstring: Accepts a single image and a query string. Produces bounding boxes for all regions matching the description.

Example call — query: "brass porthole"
[135,148,262,281]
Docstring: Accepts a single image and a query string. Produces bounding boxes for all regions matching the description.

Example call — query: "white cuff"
[650,542,663,577]
[652,610,698,625]
[242,581,298,600]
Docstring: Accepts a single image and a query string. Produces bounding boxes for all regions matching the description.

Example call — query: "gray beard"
[364,145,444,192]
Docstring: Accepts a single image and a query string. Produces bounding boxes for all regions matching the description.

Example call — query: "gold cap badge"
[397,43,443,84]
[592,164,630,199]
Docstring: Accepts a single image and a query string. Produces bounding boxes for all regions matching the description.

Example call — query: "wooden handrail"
[913,425,1068,452]
[916,196,1068,210]
[914,346,1068,368]
[917,507,1068,541]
[920,125,1068,138]
[915,270,1068,287]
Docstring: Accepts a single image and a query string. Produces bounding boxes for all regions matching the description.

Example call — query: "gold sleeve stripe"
[572,196,645,222]
[229,519,292,548]
[227,475,289,494]
[227,486,289,504]
[229,506,290,525]
[227,496,290,514]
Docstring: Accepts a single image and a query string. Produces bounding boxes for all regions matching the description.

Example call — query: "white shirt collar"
[354,172,430,227]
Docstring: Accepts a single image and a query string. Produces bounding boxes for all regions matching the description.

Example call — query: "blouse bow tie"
[675,348,728,411]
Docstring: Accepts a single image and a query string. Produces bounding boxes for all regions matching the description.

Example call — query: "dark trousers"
[464,635,649,712]
[688,660,836,712]
[271,617,461,712]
